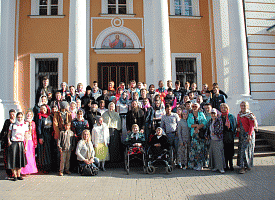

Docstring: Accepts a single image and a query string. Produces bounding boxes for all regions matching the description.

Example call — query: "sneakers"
[220,169,225,174]
[59,172,63,176]
[239,168,246,174]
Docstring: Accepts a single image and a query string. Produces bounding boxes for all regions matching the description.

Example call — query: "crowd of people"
[0,76,258,180]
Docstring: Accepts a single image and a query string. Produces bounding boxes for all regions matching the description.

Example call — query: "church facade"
[0,0,274,126]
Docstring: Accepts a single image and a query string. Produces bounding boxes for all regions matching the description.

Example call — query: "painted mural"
[101,33,134,49]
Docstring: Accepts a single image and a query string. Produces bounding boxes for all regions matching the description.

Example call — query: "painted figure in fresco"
[109,34,127,48]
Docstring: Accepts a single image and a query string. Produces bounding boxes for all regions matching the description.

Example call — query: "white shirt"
[9,123,29,142]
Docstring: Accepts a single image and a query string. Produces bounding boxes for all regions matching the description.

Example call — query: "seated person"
[76,129,99,171]
[125,124,145,151]
[148,127,169,159]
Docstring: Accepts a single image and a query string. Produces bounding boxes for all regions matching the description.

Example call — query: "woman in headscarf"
[76,129,99,172]
[220,103,237,171]
[92,116,110,171]
[237,101,257,174]
[7,112,28,181]
[102,102,122,162]
[33,95,50,120]
[205,108,225,174]
[177,110,191,169]
[116,91,129,142]
[36,104,53,173]
[148,127,169,158]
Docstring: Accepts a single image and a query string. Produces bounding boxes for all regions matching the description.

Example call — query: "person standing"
[187,103,207,171]
[21,110,38,175]
[92,117,110,171]
[7,112,28,181]
[211,86,226,111]
[237,101,257,174]
[220,103,237,171]
[35,76,53,105]
[0,109,16,179]
[102,102,122,162]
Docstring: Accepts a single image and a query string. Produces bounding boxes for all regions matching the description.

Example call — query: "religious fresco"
[101,33,134,49]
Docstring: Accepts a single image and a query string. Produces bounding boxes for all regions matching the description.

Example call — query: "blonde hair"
[82,129,91,141]
[220,103,229,111]
[131,124,139,131]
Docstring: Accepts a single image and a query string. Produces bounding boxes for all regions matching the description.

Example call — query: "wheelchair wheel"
[165,165,173,174]
[146,165,156,174]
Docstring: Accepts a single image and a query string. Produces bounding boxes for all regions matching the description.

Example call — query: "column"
[212,0,261,123]
[68,0,90,87]
[0,0,21,127]
[144,0,172,87]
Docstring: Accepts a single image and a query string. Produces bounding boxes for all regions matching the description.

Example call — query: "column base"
[226,94,262,125]
[0,99,21,128]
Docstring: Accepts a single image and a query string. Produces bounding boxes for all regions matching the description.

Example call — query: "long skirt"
[237,124,255,168]
[188,137,206,169]
[209,140,226,171]
[108,128,122,162]
[7,141,27,169]
[95,143,109,161]
[120,115,127,142]
[21,140,38,174]
[37,129,52,172]
[177,140,190,166]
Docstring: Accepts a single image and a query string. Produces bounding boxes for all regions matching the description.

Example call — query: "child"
[58,122,75,176]
[177,110,191,169]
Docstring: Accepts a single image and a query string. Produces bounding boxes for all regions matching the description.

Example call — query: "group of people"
[0,76,258,181]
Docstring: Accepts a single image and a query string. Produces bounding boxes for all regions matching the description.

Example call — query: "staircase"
[234,128,275,158]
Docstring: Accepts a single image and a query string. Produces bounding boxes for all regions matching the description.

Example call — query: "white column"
[212,0,261,123]
[0,0,21,127]
[68,0,90,88]
[144,0,172,87]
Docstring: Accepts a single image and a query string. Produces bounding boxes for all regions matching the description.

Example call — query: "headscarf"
[221,104,230,129]
[155,127,166,135]
[103,102,121,129]
[38,95,48,107]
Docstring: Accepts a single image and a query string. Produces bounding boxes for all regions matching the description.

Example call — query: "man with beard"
[35,76,53,105]
[81,85,95,110]
[126,100,145,134]
[84,100,101,131]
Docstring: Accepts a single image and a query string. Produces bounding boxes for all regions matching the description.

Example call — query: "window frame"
[170,0,200,17]
[30,0,64,18]
[101,0,134,16]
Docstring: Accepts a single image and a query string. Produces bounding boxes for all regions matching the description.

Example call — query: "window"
[108,0,126,14]
[175,0,192,16]
[170,0,200,16]
[31,0,63,17]
[176,58,197,88]
[101,0,133,15]
[35,59,59,93]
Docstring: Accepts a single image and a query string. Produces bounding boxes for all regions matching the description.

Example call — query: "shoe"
[178,164,182,169]
[182,166,187,170]
[245,167,251,171]
[13,177,17,181]
[220,169,225,174]
[239,168,246,174]
[195,166,202,171]
[59,172,63,176]
[212,168,218,172]
[230,166,234,171]
[65,170,71,175]
[17,176,24,180]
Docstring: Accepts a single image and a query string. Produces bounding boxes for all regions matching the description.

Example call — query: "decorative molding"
[30,53,63,107]
[169,15,202,19]
[99,14,136,18]
[31,0,63,16]
[171,53,202,90]
[28,15,65,18]
[94,49,141,54]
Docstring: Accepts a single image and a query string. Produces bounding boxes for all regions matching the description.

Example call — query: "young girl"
[177,110,191,169]
[69,101,78,119]
[21,110,38,175]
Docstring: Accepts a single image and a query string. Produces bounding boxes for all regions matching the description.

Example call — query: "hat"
[60,101,69,110]
[86,85,92,91]
[211,108,217,114]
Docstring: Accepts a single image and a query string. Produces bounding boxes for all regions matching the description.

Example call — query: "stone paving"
[1,157,275,200]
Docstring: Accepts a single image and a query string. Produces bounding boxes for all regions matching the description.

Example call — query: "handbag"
[194,115,205,140]
[80,164,99,176]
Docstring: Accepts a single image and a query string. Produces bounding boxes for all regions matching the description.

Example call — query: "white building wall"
[245,0,275,125]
